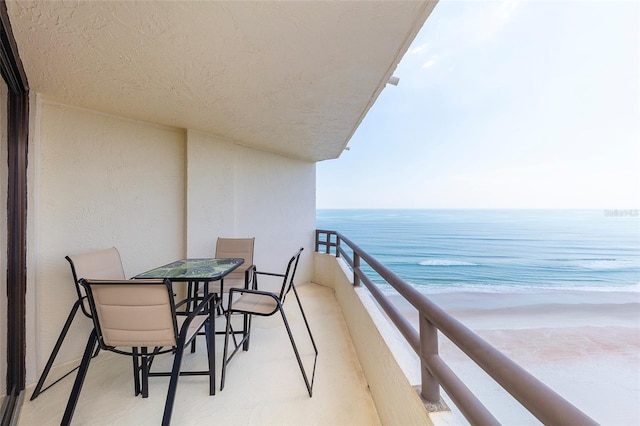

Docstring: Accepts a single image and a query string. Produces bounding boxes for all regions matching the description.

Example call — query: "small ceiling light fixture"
[387,75,400,86]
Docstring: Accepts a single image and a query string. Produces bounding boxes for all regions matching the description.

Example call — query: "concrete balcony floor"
[18,283,381,425]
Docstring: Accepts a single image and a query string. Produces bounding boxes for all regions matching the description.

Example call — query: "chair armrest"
[229,287,277,297]
[251,270,285,294]
[254,271,286,278]
[176,292,218,336]
[244,264,257,290]
[228,287,281,315]
[174,297,190,310]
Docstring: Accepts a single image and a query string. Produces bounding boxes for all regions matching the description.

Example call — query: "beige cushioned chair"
[213,237,256,292]
[61,278,218,426]
[197,237,256,296]
[192,237,255,351]
[221,248,317,397]
[31,247,126,400]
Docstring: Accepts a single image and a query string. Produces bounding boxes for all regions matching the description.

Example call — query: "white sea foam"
[318,209,640,297]
[375,281,640,297]
[576,259,640,270]
[419,259,477,267]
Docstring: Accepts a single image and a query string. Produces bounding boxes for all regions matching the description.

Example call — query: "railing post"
[315,229,598,425]
[353,252,361,286]
[419,314,440,403]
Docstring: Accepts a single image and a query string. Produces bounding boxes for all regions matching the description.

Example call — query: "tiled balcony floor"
[18,283,381,425]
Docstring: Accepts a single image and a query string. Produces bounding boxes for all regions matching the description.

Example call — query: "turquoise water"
[316,209,640,295]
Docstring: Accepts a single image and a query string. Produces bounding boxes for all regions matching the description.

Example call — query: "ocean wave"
[576,259,640,270]
[419,259,477,267]
[374,281,640,296]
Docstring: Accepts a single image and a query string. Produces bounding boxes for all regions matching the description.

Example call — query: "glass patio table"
[133,257,245,309]
[132,258,244,392]
[134,257,244,282]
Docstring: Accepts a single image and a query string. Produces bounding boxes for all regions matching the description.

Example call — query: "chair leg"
[189,282,197,353]
[216,296,224,316]
[141,347,149,398]
[221,310,254,391]
[280,308,315,397]
[132,348,141,396]
[162,343,184,426]
[290,283,319,359]
[163,296,217,425]
[61,329,98,426]
[228,317,239,349]
[207,303,216,396]
[242,313,252,351]
[289,284,319,396]
[31,300,82,400]
[220,311,233,391]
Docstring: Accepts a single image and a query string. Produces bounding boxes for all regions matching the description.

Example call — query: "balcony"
[18,232,610,425]
[18,281,384,425]
[18,241,463,425]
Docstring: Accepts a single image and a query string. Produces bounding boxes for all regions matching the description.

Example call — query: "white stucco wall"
[186,131,316,284]
[0,80,7,397]
[234,144,316,282]
[313,253,435,426]
[28,100,186,383]
[26,99,317,386]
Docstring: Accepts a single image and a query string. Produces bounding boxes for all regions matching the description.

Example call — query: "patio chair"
[61,278,218,426]
[191,237,255,350]
[220,247,318,397]
[193,237,256,302]
[30,247,126,400]
[212,237,256,294]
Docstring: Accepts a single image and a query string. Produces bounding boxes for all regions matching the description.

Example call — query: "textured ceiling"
[7,1,435,162]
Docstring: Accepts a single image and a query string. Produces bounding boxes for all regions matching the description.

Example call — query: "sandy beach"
[390,290,640,425]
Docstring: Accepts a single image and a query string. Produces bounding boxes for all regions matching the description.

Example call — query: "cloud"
[317,0,640,209]
[409,43,428,55]
[398,0,522,88]
[422,58,437,69]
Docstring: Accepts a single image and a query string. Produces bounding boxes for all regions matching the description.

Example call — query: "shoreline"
[385,289,640,425]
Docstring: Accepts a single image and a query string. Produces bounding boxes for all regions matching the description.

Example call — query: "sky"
[316,0,640,209]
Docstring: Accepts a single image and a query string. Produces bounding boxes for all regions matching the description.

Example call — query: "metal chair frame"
[61,278,219,426]
[189,237,257,352]
[221,248,318,397]
[30,250,123,400]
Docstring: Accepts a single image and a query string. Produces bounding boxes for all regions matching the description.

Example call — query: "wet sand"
[388,290,640,425]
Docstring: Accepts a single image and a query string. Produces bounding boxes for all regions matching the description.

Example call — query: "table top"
[133,258,244,281]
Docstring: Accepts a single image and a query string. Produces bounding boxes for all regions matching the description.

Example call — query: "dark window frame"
[0,0,29,423]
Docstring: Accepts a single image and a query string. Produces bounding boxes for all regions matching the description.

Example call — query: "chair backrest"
[215,237,255,280]
[66,247,126,317]
[80,278,178,349]
[278,248,304,303]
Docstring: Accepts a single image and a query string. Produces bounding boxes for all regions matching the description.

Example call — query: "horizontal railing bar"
[315,229,337,254]
[337,245,352,268]
[356,266,419,352]
[357,261,498,423]
[316,229,336,235]
[432,313,598,426]
[425,354,500,426]
[325,230,597,426]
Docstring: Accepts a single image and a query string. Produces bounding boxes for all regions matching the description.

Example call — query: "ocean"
[316,209,640,295]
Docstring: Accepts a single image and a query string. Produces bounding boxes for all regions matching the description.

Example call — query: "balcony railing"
[315,230,597,426]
